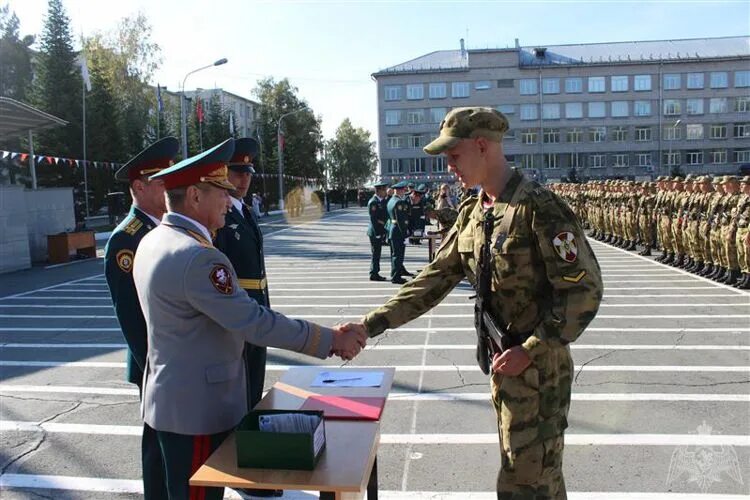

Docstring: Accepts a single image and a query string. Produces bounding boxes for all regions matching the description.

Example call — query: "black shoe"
[736,275,750,289]
[723,270,740,284]
[700,264,713,277]
[391,277,408,284]
[235,488,284,498]
[639,248,652,256]
[369,274,387,282]
[401,270,415,277]
[691,262,704,274]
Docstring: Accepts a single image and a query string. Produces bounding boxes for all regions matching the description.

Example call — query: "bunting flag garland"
[0,149,124,171]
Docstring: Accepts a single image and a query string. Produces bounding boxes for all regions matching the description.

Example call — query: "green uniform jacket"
[386,195,410,241]
[366,195,387,240]
[104,206,158,387]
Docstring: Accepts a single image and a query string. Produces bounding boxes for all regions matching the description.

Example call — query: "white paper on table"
[310,370,384,387]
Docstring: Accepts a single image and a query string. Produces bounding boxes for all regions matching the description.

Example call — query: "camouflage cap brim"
[423,135,461,155]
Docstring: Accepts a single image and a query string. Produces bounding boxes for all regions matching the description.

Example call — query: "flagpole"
[82,72,89,219]
[157,87,160,141]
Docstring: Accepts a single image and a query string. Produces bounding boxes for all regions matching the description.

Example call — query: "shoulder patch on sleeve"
[210,264,234,295]
[116,249,134,273]
[552,231,578,263]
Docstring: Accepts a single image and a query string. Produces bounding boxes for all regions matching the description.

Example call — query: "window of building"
[664,151,680,166]
[735,96,750,113]
[736,71,750,88]
[385,86,401,101]
[543,129,560,143]
[663,74,681,90]
[567,128,583,143]
[710,124,727,139]
[521,129,537,144]
[503,130,517,141]
[519,79,538,95]
[687,73,704,90]
[520,104,538,120]
[588,77,605,93]
[588,101,606,118]
[611,101,629,117]
[385,110,402,125]
[710,72,728,89]
[663,125,681,141]
[497,79,514,88]
[634,100,652,116]
[686,124,704,140]
[543,153,559,169]
[735,150,750,163]
[709,98,728,114]
[686,98,704,115]
[429,83,447,99]
[387,158,403,173]
[589,154,605,168]
[565,78,583,93]
[474,80,491,90]
[710,150,727,164]
[520,154,536,169]
[735,123,750,138]
[429,107,448,123]
[569,152,580,168]
[408,158,426,173]
[612,153,629,167]
[406,110,425,124]
[686,151,703,165]
[637,153,652,166]
[565,102,583,119]
[611,126,627,142]
[590,126,606,142]
[635,126,652,141]
[542,78,560,94]
[664,99,681,115]
[611,76,628,92]
[634,74,651,91]
[409,134,428,148]
[432,156,446,172]
[497,104,515,114]
[452,82,470,98]
[542,103,561,120]
[387,135,404,149]
[406,84,424,100]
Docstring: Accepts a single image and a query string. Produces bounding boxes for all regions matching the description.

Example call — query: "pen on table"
[323,377,363,383]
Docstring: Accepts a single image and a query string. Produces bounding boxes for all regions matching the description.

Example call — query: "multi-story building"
[372,36,750,182]
[184,88,260,138]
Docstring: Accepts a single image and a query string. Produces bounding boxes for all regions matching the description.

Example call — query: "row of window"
[384,157,446,174]
[515,150,750,170]
[385,123,750,149]
[384,97,749,125]
[384,71,750,101]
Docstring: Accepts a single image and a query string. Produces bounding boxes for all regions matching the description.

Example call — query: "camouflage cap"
[741,176,750,184]
[423,107,509,155]
[722,175,739,184]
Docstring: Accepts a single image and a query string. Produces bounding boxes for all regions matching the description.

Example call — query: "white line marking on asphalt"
[1,474,744,500]
[0,274,105,300]
[2,385,747,402]
[0,328,122,332]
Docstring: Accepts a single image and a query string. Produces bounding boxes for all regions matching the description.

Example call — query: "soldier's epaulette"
[186,229,214,248]
[122,217,143,236]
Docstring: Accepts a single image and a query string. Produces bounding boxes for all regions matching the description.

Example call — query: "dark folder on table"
[300,395,386,421]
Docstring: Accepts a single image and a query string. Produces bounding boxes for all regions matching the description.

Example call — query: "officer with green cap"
[408,184,427,244]
[367,181,390,281]
[343,107,603,498]
[387,180,413,283]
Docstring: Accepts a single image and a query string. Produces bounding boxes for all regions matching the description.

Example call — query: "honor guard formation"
[551,175,750,289]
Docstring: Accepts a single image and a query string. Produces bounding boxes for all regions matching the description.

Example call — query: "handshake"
[330,322,368,361]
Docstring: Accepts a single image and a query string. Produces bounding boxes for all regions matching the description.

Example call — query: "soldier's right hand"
[331,323,367,360]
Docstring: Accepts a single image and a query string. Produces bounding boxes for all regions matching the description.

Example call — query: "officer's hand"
[331,323,367,360]
[491,346,531,376]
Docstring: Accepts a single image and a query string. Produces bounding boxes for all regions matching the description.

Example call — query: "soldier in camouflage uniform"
[733,176,750,289]
[349,108,603,499]
[697,177,717,277]
[720,176,742,284]
[707,178,728,280]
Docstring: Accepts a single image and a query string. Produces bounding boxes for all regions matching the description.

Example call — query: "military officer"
[134,138,366,500]
[345,108,603,498]
[104,136,179,500]
[387,180,413,284]
[408,184,427,244]
[367,181,390,281]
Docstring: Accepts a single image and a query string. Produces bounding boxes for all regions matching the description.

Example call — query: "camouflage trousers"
[490,346,573,500]
[686,220,702,262]
[639,215,654,247]
[737,227,750,272]
[722,226,739,270]
[671,218,685,255]
[659,216,673,252]
[699,222,712,265]
[710,227,726,267]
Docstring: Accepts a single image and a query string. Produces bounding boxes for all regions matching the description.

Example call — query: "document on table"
[310,370,384,388]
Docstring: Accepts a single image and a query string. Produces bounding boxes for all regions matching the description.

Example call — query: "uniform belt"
[239,278,267,290]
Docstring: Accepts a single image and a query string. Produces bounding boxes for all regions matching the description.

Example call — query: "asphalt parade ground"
[0,207,748,499]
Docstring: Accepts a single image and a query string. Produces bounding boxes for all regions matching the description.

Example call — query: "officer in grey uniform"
[133,138,366,500]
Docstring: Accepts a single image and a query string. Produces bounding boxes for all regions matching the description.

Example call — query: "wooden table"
[190,367,395,500]
[47,231,96,264]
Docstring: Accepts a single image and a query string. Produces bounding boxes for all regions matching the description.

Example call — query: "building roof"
[373,36,750,75]
[0,97,68,136]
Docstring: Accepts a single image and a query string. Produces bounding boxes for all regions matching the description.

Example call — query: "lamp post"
[666,119,682,176]
[277,106,309,211]
[180,58,228,159]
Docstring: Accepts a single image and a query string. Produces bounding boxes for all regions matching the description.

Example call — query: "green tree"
[253,77,323,206]
[327,118,378,191]
[0,4,34,101]
[204,93,231,147]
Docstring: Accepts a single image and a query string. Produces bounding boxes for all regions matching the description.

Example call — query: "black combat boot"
[722,269,740,284]
[700,263,714,277]
[639,246,652,256]
[736,273,750,289]
[662,253,675,265]
[692,261,704,274]
[713,267,727,281]
[628,241,638,251]
[682,257,694,270]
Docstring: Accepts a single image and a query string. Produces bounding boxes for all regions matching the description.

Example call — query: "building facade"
[184,88,260,139]
[372,36,750,182]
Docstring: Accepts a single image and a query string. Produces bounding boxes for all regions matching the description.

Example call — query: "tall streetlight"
[277,106,309,210]
[180,58,228,159]
[666,118,682,176]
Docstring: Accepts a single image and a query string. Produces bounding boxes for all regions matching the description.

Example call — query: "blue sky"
[10,0,750,140]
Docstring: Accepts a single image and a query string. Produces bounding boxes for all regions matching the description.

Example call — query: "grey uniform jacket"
[133,212,334,435]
